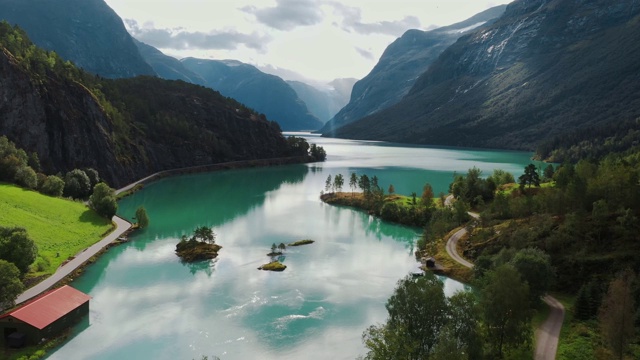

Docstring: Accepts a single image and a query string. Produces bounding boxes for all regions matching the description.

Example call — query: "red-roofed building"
[0,285,90,348]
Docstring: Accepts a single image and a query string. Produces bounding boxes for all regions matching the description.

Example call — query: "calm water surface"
[47,135,537,360]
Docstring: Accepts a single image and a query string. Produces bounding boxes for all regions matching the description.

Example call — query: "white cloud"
[105,0,513,81]
[125,19,271,52]
[241,0,325,31]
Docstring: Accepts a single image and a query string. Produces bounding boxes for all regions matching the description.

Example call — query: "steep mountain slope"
[288,81,333,123]
[330,0,640,151]
[0,23,298,188]
[134,40,206,85]
[321,5,507,135]
[182,58,323,131]
[287,79,355,123]
[0,0,155,78]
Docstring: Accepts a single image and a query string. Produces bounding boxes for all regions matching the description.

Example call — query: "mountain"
[182,58,323,131]
[0,23,301,188]
[287,81,334,123]
[0,0,155,78]
[321,5,507,135]
[287,78,356,123]
[134,40,206,84]
[329,0,640,152]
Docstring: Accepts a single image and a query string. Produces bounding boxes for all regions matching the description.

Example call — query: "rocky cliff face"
[0,0,155,78]
[321,5,506,135]
[330,0,640,150]
[0,48,291,188]
[0,48,129,183]
[182,58,323,131]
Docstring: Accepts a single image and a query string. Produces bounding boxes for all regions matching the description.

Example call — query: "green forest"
[322,150,640,359]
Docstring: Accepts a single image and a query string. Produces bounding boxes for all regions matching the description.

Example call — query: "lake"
[46,135,538,360]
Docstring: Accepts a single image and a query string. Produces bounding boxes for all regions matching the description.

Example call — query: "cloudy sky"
[104,0,512,83]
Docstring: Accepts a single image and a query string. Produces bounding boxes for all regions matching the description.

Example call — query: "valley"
[1,0,639,359]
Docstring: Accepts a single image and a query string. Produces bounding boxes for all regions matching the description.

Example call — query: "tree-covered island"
[176,227,221,263]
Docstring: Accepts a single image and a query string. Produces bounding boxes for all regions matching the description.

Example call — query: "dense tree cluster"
[536,117,640,163]
[362,269,533,359]
[0,227,37,308]
[0,135,110,208]
[474,157,640,289]
[324,172,438,227]
[285,136,327,161]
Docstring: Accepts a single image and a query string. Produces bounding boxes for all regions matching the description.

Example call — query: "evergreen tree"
[349,173,358,195]
[519,164,541,191]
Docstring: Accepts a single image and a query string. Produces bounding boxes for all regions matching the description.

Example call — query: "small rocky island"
[176,226,221,262]
[258,261,287,271]
[288,239,314,246]
[258,239,315,272]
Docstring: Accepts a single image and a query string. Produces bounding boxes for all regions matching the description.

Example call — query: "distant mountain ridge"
[321,5,507,134]
[287,78,356,123]
[329,0,640,152]
[182,58,323,131]
[0,0,155,78]
[134,39,206,85]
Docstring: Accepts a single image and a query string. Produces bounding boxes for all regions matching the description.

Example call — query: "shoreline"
[13,156,315,306]
[2,156,319,359]
[115,156,311,195]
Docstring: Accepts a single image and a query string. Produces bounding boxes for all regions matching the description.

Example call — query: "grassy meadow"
[0,183,113,277]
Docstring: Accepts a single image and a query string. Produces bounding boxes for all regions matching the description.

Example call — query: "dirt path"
[15,215,131,305]
[443,197,564,360]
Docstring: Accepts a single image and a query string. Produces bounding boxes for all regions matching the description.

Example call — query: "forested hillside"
[0,23,313,188]
[0,0,155,78]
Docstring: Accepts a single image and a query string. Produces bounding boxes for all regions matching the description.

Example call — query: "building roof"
[0,285,90,330]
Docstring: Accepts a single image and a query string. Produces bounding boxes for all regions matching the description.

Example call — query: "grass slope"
[0,183,112,277]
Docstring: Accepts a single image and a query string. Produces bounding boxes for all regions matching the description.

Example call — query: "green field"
[0,183,113,277]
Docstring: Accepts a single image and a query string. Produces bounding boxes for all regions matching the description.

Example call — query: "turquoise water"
[46,135,536,360]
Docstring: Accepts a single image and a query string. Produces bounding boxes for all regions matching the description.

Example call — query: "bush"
[89,182,117,218]
[64,169,91,198]
[40,175,65,197]
[15,166,38,189]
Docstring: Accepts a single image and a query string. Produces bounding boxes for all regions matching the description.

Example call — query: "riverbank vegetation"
[327,157,640,358]
[433,159,640,358]
[175,226,221,262]
[362,270,533,359]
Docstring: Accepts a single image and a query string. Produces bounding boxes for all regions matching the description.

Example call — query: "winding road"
[15,215,131,305]
[443,197,564,360]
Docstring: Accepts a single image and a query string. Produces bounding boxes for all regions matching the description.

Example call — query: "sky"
[104,0,512,83]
